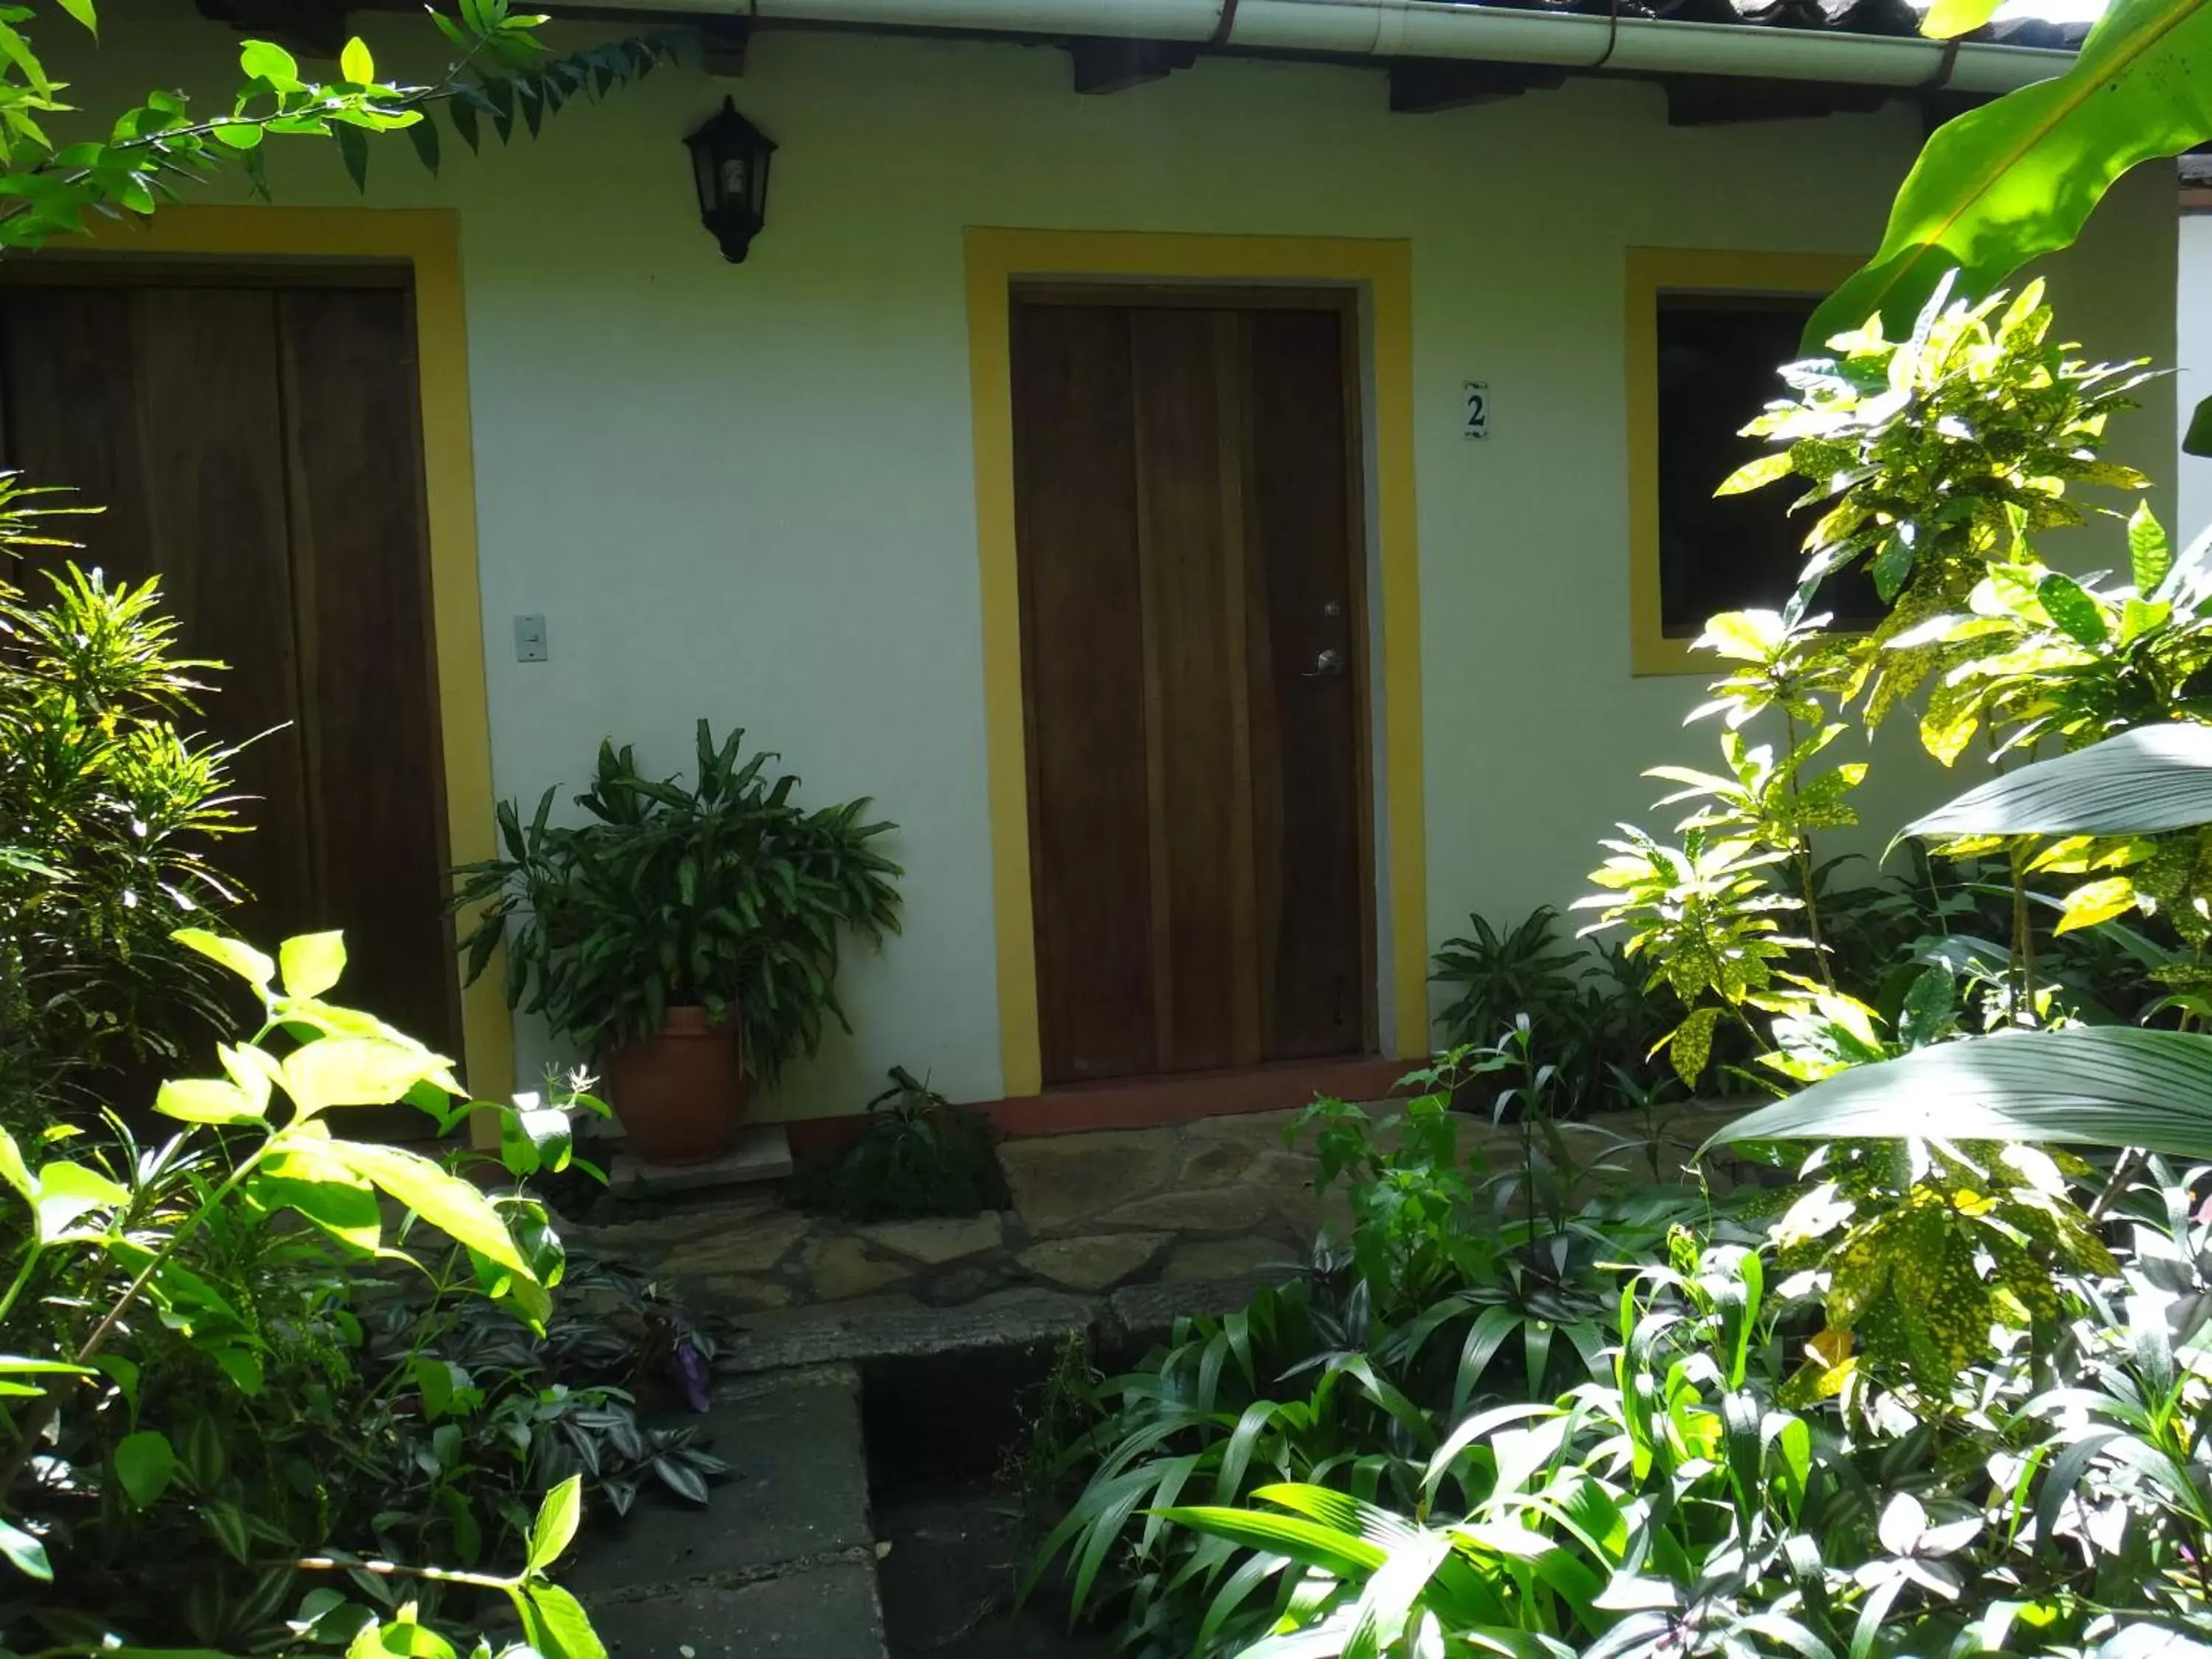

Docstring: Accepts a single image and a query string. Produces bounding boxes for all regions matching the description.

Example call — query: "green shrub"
[453,721,901,1084]
[1162,1203,2212,1655]
[0,931,700,1654]
[1433,908,1756,1112]
[797,1066,1009,1222]
[1029,1059,1725,1655]
[0,546,246,1125]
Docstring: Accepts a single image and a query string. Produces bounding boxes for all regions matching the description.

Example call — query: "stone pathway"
[563,1101,1739,1352]
[565,1110,1336,1333]
[560,1100,1745,1658]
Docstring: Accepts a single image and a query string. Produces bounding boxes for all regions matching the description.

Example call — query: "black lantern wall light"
[685,97,776,262]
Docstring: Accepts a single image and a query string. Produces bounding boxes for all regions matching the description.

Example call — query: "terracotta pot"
[601,1005,747,1166]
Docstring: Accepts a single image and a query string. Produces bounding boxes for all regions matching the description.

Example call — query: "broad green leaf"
[349,1617,456,1659]
[96,1354,140,1407]
[1871,530,1915,602]
[2119,596,2172,647]
[1708,1026,2212,1159]
[0,1356,92,1381]
[237,38,300,87]
[0,1124,30,1204]
[1668,1006,1723,1088]
[212,1348,265,1396]
[154,1077,264,1127]
[1343,1528,1452,1659]
[181,1414,226,1490]
[340,36,375,83]
[248,1161,382,1253]
[281,1036,457,1116]
[2037,572,2108,647]
[0,1517,49,1580]
[523,1585,603,1659]
[218,1043,278,1113]
[499,1103,572,1178]
[1714,453,1793,498]
[279,931,347,1000]
[53,0,97,32]
[1923,0,2003,34]
[329,1141,532,1279]
[411,1355,458,1420]
[1155,1504,1388,1578]
[173,929,274,989]
[335,122,370,194]
[201,1499,251,1565]
[527,1475,582,1573]
[2054,875,2138,934]
[33,1159,126,1239]
[1693,611,1785,664]
[408,114,442,175]
[1903,723,2212,841]
[1806,0,2212,346]
[114,1428,177,1507]
[2129,502,2173,594]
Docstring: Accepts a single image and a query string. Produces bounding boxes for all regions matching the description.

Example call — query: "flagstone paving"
[565,1102,1740,1338]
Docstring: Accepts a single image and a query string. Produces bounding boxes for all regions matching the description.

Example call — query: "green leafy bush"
[0,490,243,1124]
[453,721,902,1082]
[1432,908,1745,1112]
[797,1066,1009,1222]
[1029,1060,1723,1656]
[1161,1206,2212,1655]
[0,931,695,1654]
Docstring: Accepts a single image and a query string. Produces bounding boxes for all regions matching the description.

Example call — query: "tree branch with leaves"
[0,0,679,251]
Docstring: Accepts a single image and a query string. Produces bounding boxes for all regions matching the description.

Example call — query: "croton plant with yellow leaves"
[1580,276,2212,1404]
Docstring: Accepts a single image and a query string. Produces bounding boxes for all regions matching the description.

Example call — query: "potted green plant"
[453,721,902,1164]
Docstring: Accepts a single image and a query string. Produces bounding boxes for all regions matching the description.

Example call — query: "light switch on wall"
[513,614,549,663]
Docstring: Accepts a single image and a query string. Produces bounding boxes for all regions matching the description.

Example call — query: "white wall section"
[2179,212,2212,540]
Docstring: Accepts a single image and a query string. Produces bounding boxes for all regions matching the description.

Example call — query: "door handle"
[1304,648,1345,679]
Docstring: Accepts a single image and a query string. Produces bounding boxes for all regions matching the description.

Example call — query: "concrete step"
[570,1364,886,1658]
[571,1277,1278,1657]
[714,1276,1267,1377]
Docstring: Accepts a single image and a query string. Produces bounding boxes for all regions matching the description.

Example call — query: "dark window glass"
[1655,292,1882,639]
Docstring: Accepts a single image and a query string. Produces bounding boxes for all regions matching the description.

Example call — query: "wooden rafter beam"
[698,16,750,75]
[1664,74,1891,125]
[1065,36,1200,95]
[1387,59,1565,114]
[193,0,352,60]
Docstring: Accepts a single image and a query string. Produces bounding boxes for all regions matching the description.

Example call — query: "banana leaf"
[1706,1026,2212,1159]
[1900,723,2212,841]
[1806,0,2212,347]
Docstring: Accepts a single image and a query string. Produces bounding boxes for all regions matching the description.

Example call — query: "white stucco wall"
[2180,212,2212,536]
[67,6,2179,1117]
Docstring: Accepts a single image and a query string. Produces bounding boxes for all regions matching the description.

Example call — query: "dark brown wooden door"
[0,276,459,1087]
[1012,296,1371,1086]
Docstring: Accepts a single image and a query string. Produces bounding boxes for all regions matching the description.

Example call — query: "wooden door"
[1012,294,1371,1087]
[0,275,459,1091]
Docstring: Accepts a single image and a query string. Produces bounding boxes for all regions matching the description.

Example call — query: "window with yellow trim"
[1627,249,1877,675]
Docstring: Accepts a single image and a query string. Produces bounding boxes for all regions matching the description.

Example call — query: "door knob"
[1304,648,1345,679]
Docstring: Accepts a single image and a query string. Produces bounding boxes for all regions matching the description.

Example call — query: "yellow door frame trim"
[54,205,511,1105]
[1626,246,1865,677]
[962,226,1427,1097]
